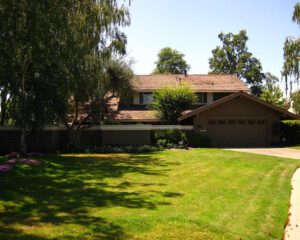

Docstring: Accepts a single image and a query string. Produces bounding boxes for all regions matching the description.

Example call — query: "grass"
[289,145,300,150]
[0,149,299,240]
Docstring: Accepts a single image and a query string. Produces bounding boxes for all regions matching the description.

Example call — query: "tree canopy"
[283,2,300,95]
[291,90,300,114]
[209,30,265,96]
[153,47,190,74]
[0,0,132,151]
[260,73,286,108]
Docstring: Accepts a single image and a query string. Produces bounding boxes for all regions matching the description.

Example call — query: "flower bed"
[0,164,13,173]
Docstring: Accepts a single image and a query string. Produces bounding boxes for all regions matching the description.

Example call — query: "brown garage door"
[207,119,268,147]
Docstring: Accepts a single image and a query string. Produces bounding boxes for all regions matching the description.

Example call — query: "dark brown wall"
[193,96,281,147]
[0,128,103,154]
[102,130,151,145]
[0,128,154,153]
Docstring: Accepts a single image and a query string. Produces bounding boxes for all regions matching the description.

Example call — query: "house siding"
[193,96,281,147]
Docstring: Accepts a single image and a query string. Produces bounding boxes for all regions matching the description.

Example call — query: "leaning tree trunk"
[20,123,27,155]
[0,91,8,126]
[19,58,31,155]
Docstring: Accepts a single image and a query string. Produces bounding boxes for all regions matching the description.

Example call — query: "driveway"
[225,148,300,159]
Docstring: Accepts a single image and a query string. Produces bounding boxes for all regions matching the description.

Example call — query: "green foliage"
[281,120,300,145]
[0,0,132,150]
[260,73,286,108]
[153,47,190,74]
[68,145,162,153]
[152,85,197,122]
[282,120,300,127]
[293,2,300,24]
[291,90,300,114]
[283,2,300,94]
[153,130,211,149]
[154,129,188,148]
[89,58,134,122]
[209,30,265,96]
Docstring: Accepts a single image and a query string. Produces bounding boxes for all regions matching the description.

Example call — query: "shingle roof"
[133,74,249,92]
[179,91,300,121]
[106,110,161,122]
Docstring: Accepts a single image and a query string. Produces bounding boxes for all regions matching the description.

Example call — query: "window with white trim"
[196,92,207,104]
[139,92,153,104]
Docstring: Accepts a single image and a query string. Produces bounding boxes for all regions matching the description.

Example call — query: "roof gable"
[179,91,300,121]
[133,74,249,92]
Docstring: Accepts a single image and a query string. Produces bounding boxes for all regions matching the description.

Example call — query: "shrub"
[91,145,162,153]
[281,120,300,145]
[152,84,197,122]
[186,132,211,147]
[154,129,188,148]
[0,164,14,173]
[6,152,19,159]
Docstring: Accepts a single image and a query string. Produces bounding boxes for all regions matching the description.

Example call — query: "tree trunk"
[20,124,27,155]
[67,121,86,148]
[0,91,8,126]
[19,58,32,155]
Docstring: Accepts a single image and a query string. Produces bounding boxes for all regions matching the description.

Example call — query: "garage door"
[206,119,268,147]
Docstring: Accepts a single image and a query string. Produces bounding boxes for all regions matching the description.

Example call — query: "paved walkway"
[225,148,300,160]
[285,168,300,240]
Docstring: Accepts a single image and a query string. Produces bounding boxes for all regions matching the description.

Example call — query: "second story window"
[213,92,232,101]
[139,92,153,105]
[196,92,207,104]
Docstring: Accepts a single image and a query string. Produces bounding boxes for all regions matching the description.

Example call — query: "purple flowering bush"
[0,164,13,173]
[18,159,42,166]
[1,153,44,175]
[6,159,18,164]
[6,152,19,159]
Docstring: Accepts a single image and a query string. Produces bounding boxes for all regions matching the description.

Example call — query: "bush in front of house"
[154,129,188,148]
[153,129,211,148]
[151,84,197,123]
[281,120,300,145]
[90,145,163,153]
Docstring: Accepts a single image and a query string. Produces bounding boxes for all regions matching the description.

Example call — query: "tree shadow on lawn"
[0,153,182,239]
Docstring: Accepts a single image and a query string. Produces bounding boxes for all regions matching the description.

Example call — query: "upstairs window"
[139,92,153,105]
[213,92,232,101]
[196,92,207,104]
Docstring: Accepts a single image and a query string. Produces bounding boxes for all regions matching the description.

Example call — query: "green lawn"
[289,145,300,150]
[0,149,299,240]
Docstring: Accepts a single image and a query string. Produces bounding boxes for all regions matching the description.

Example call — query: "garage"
[179,92,299,147]
[206,119,268,147]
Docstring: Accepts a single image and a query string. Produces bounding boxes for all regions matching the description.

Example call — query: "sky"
[123,0,299,84]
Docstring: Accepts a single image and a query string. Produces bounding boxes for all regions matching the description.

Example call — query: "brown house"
[106,74,299,147]
[107,74,249,123]
[179,91,299,147]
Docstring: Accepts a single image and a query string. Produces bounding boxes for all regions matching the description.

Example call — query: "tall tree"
[209,30,265,96]
[282,2,300,95]
[0,0,132,152]
[66,57,134,147]
[57,1,132,147]
[0,0,74,153]
[260,73,286,108]
[153,47,190,74]
[291,90,300,114]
